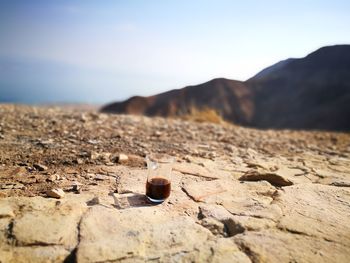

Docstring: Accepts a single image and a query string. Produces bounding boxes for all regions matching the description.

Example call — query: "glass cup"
[145,153,174,203]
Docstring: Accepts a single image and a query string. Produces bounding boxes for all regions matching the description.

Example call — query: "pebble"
[47,174,60,182]
[33,163,48,171]
[72,181,83,192]
[76,158,84,164]
[118,153,129,163]
[87,139,99,145]
[46,188,65,199]
[86,196,100,206]
[1,183,25,190]
[94,174,107,181]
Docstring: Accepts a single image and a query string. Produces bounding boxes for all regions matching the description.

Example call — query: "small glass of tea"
[145,153,174,203]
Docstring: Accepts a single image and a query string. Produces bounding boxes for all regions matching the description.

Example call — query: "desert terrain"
[0,104,350,262]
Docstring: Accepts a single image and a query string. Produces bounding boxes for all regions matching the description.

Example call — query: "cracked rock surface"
[0,105,350,262]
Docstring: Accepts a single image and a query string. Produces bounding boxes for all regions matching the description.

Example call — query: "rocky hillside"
[0,104,350,262]
[248,45,350,130]
[102,79,254,126]
[101,45,350,131]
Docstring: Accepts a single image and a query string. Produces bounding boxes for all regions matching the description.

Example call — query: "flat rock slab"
[182,179,228,202]
[6,195,89,248]
[204,180,281,221]
[173,162,220,179]
[0,246,70,263]
[275,183,350,244]
[0,194,94,262]
[76,205,249,262]
[234,229,350,263]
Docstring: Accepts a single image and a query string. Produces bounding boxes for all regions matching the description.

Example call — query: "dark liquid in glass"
[146,177,171,201]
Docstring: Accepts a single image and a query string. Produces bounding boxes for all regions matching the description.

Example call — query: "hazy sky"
[1,0,350,104]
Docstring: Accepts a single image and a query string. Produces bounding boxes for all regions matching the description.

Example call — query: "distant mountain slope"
[102,78,255,125]
[101,45,350,131]
[248,45,350,130]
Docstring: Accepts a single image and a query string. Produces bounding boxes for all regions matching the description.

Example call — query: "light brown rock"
[199,180,282,222]
[118,153,129,162]
[210,238,251,263]
[275,183,350,244]
[46,188,65,199]
[239,169,293,186]
[199,204,232,221]
[226,215,276,232]
[182,179,227,202]
[173,162,219,179]
[76,206,212,262]
[1,246,70,263]
[33,164,48,171]
[10,195,88,249]
[234,229,350,263]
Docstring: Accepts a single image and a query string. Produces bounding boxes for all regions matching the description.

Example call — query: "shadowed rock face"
[101,45,350,131]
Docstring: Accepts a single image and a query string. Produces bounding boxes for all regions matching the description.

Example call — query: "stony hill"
[101,45,350,131]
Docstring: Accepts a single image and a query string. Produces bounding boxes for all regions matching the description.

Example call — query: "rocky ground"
[0,104,350,263]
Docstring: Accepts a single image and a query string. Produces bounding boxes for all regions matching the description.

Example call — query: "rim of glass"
[145,153,175,164]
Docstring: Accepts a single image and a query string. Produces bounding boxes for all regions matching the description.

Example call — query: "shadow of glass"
[113,192,159,209]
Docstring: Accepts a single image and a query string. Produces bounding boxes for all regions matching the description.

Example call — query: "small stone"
[153,131,162,137]
[46,188,65,199]
[94,174,106,181]
[33,163,48,171]
[1,183,25,190]
[90,151,99,160]
[183,155,192,162]
[86,197,100,206]
[224,145,236,153]
[90,152,111,162]
[36,139,55,148]
[84,173,95,179]
[87,139,99,145]
[118,153,129,163]
[76,158,84,164]
[208,152,217,159]
[239,170,293,187]
[47,174,60,182]
[80,113,88,122]
[72,181,83,192]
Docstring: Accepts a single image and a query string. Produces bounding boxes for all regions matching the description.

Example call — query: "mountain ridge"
[101,45,350,131]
